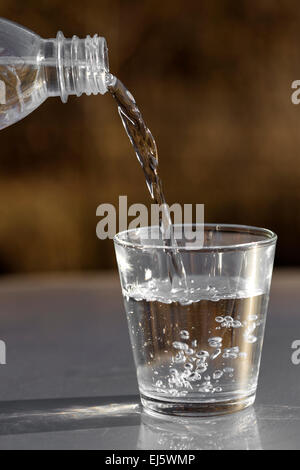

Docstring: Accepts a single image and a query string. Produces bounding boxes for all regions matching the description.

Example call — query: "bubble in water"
[196,356,206,365]
[214,386,223,392]
[180,330,190,340]
[245,334,257,344]
[174,351,185,363]
[145,268,152,280]
[222,346,239,359]
[211,348,221,360]
[201,382,213,392]
[223,367,234,374]
[208,337,222,348]
[184,362,193,370]
[196,350,209,358]
[182,368,192,378]
[184,380,193,390]
[210,336,222,342]
[248,315,258,321]
[173,341,189,351]
[247,323,257,334]
[185,348,195,356]
[213,370,224,380]
[168,376,176,385]
[196,363,208,373]
[215,316,224,323]
[220,316,236,328]
[225,316,233,322]
[187,372,201,382]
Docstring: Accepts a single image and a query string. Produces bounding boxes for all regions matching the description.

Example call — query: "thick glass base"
[141,393,256,417]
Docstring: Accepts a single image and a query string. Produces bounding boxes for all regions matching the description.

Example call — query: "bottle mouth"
[56,31,110,102]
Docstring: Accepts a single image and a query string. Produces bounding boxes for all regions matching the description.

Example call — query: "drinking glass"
[114,224,277,416]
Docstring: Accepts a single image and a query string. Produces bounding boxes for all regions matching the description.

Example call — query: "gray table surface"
[0,269,299,450]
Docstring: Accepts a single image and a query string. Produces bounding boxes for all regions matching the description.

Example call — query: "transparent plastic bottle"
[0,18,109,130]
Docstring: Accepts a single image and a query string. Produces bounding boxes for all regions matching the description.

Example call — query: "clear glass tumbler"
[114,224,277,416]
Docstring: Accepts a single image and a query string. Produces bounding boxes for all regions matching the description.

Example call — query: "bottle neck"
[42,31,109,102]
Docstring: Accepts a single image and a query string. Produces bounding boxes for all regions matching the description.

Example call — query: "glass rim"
[113,223,277,252]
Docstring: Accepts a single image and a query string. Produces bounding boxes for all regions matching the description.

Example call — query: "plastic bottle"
[0,18,109,130]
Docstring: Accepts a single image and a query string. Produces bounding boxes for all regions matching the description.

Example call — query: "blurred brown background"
[0,0,299,274]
